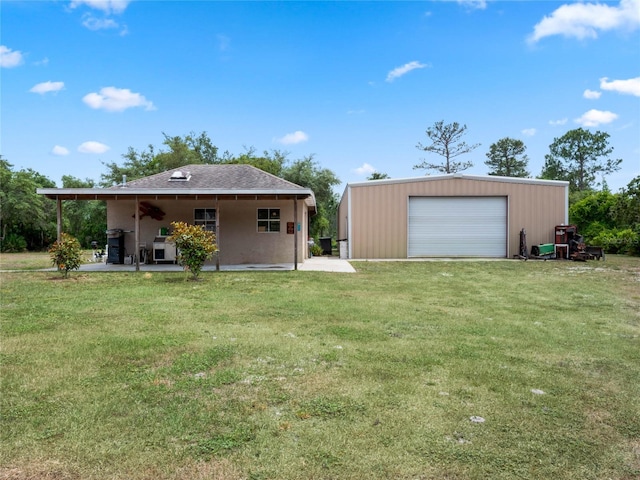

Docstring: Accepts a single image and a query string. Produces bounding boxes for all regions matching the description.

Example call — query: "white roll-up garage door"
[408,197,507,257]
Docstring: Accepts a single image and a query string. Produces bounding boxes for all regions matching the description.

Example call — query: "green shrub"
[48,233,82,277]
[168,221,218,279]
[0,233,27,253]
[591,228,639,255]
[310,243,323,257]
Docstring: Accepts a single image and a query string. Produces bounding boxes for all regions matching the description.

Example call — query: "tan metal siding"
[343,177,566,259]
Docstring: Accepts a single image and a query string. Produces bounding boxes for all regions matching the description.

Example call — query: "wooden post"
[56,197,62,241]
[134,196,140,271]
[294,197,298,271]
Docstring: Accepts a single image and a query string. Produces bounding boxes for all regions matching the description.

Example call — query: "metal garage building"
[337,174,569,259]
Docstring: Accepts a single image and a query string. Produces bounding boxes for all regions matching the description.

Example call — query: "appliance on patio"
[153,236,177,263]
[106,229,124,264]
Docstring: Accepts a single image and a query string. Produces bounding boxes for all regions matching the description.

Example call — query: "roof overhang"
[37,187,317,212]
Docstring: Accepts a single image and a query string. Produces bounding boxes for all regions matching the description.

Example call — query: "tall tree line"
[101,133,340,240]
[1,128,637,255]
[412,121,636,254]
[1,133,341,252]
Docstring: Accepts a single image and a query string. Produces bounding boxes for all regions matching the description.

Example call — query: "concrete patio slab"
[42,256,356,273]
[297,256,356,273]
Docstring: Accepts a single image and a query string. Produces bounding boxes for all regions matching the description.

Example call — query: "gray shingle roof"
[117,164,307,191]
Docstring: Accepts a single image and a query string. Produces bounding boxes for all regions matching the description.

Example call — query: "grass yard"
[1,256,639,479]
[0,250,98,271]
[0,251,53,271]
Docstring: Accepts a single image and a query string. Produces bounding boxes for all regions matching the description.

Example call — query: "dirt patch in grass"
[0,459,244,480]
[0,461,79,480]
[629,439,640,472]
[165,459,244,480]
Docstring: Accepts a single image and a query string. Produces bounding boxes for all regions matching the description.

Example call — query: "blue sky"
[2,0,639,193]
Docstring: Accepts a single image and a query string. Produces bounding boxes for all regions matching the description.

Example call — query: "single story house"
[338,173,569,259]
[38,164,316,270]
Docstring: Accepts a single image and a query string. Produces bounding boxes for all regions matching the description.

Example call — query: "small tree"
[49,233,82,278]
[569,190,617,239]
[612,176,640,231]
[281,155,340,238]
[485,137,530,177]
[540,128,622,192]
[414,121,480,174]
[367,172,390,180]
[168,221,217,279]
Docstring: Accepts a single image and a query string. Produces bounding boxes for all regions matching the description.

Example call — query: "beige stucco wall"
[339,176,568,259]
[107,198,310,265]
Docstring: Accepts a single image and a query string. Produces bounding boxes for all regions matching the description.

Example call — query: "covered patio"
[37,165,318,271]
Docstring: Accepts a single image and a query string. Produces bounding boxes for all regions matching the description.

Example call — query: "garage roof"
[347,173,569,188]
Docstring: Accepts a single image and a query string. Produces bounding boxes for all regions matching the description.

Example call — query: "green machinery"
[530,243,555,258]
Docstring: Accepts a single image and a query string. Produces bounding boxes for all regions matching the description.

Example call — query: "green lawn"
[0,250,97,271]
[1,256,639,479]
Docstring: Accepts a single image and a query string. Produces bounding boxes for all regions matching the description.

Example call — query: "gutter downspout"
[564,184,569,225]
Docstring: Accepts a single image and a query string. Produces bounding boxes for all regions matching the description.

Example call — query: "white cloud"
[458,0,487,11]
[78,141,110,154]
[0,46,24,68]
[275,131,309,145]
[82,14,120,31]
[354,163,377,176]
[600,76,640,97]
[575,109,618,127]
[30,81,65,94]
[52,145,70,156]
[70,1,129,33]
[386,61,429,82]
[521,128,537,137]
[549,118,568,126]
[217,34,231,51]
[528,0,640,43]
[70,0,131,14]
[83,86,155,112]
[583,89,601,99]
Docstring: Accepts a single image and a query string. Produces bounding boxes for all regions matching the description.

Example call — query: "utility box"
[319,237,332,255]
[339,240,348,259]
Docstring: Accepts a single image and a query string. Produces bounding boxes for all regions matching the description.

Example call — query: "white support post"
[134,196,140,271]
[294,197,298,270]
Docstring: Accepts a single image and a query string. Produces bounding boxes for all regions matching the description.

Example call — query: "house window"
[257,208,280,233]
[194,208,216,232]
